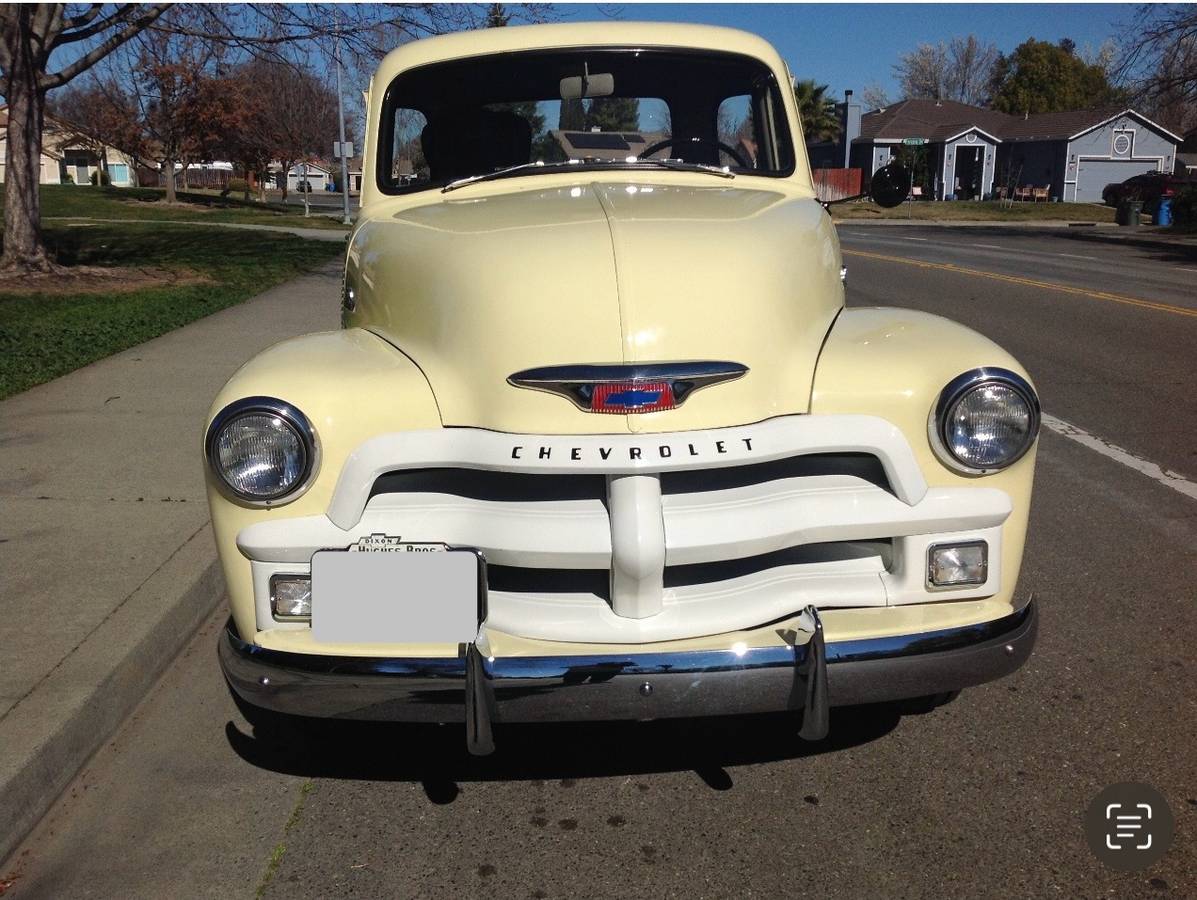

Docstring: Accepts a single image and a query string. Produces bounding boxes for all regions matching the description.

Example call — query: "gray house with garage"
[997,108,1180,202]
[844,99,1180,202]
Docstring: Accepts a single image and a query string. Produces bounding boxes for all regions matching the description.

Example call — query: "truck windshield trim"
[377,46,796,195]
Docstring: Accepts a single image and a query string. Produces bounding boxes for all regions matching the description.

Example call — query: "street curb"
[831,219,1197,254]
[0,525,223,865]
[1057,230,1197,255]
[831,219,1117,228]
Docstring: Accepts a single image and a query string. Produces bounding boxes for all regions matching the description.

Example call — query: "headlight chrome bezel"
[929,367,1040,475]
[205,396,320,505]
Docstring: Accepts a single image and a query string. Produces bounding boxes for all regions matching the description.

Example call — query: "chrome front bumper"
[220,600,1037,746]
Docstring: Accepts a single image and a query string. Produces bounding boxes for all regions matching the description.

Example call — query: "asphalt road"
[4,226,1196,899]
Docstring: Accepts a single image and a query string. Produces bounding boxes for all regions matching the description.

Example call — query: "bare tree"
[861,83,891,111]
[47,77,143,179]
[240,59,339,201]
[893,35,999,105]
[0,3,491,273]
[946,35,999,106]
[0,5,170,271]
[1116,5,1197,136]
[894,42,950,100]
[122,29,236,202]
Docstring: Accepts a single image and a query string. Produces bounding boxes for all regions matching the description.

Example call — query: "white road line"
[1042,414,1197,501]
[1056,253,1099,261]
[903,236,930,241]
[971,243,1005,250]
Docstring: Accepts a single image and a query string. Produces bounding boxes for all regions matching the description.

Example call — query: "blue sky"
[561,4,1134,103]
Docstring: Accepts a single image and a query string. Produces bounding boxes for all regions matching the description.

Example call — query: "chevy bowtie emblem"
[508,362,748,414]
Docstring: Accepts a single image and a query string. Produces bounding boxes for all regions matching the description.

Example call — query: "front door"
[954,146,982,200]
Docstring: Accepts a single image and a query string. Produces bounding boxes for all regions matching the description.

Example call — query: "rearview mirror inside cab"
[559,71,615,100]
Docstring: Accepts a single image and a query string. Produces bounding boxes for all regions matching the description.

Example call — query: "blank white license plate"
[310,548,481,644]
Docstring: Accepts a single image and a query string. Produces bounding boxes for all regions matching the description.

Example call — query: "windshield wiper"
[629,158,735,179]
[442,161,575,193]
[441,157,735,194]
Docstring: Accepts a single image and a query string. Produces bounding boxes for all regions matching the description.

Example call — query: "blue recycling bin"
[1155,197,1173,227]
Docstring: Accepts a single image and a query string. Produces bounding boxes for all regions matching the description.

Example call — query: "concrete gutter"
[0,533,222,864]
[0,262,342,864]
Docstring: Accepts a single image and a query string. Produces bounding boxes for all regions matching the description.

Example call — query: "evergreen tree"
[990,38,1127,115]
[586,97,640,132]
[559,98,586,131]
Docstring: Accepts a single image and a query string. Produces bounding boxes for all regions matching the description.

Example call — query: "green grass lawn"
[0,223,343,399]
[831,200,1117,222]
[15,184,350,230]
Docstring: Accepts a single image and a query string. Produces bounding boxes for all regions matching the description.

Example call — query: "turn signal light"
[270,574,312,620]
[928,542,987,588]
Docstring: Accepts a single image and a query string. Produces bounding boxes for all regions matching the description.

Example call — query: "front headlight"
[929,368,1040,474]
[205,397,318,503]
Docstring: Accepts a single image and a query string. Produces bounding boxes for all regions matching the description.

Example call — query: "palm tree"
[793,80,841,142]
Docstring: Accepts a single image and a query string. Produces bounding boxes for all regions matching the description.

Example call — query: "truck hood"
[350,180,842,434]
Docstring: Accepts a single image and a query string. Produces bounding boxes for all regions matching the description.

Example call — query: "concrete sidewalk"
[0,260,342,863]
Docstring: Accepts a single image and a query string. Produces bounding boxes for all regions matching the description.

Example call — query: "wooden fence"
[812,168,863,202]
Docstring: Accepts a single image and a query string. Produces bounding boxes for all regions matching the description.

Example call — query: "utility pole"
[334,25,352,226]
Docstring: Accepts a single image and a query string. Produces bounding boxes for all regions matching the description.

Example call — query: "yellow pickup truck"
[205,22,1039,754]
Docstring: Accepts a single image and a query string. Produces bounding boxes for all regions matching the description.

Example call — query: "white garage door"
[1075,159,1160,202]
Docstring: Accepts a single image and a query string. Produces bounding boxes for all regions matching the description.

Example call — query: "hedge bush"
[1170,186,1197,226]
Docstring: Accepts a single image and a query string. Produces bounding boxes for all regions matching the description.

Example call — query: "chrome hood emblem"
[508,361,748,414]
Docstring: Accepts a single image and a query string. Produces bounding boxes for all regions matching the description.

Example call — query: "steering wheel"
[639,136,751,170]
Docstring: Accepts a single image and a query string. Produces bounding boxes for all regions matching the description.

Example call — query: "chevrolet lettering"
[207,22,1040,755]
[509,437,754,461]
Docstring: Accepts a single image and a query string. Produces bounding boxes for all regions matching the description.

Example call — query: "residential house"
[1176,128,1197,175]
[284,161,333,193]
[826,97,1180,202]
[0,105,138,187]
[345,157,363,194]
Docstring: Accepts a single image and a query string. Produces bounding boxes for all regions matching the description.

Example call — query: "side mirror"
[870,163,911,208]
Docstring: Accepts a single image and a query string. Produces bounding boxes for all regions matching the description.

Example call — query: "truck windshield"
[378,48,795,193]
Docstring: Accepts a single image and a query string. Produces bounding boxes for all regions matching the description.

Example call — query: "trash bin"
[1116,200,1143,227]
[1156,197,1173,227]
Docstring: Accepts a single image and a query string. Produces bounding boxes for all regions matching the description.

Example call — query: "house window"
[1112,132,1132,156]
[109,163,129,184]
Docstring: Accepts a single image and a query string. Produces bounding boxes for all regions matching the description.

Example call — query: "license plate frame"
[310,545,485,645]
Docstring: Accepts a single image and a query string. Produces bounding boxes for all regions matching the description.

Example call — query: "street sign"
[902,138,927,146]
[333,141,354,158]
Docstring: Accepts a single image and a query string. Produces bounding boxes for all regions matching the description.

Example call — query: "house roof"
[856,99,1182,146]
[1000,106,1182,143]
[290,160,333,175]
[857,99,1009,143]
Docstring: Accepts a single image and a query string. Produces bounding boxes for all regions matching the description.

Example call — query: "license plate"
[310,547,481,644]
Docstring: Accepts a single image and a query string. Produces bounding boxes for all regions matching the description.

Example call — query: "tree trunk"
[1,38,52,271]
[280,160,292,201]
[163,158,177,203]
